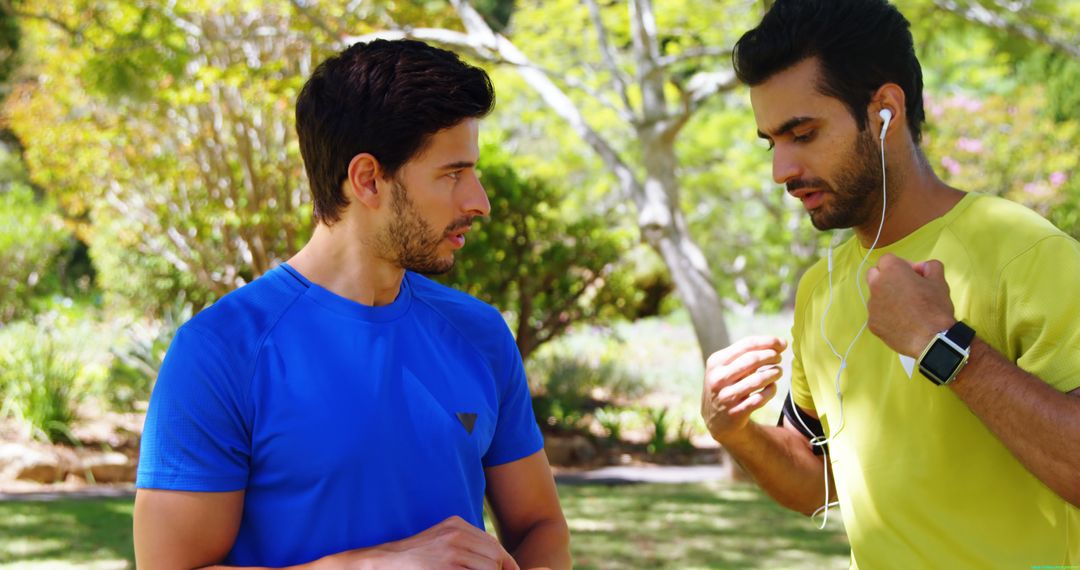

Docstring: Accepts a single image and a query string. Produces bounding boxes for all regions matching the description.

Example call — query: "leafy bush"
[439,144,643,360]
[0,318,89,444]
[527,344,647,433]
[0,184,69,323]
[107,296,192,410]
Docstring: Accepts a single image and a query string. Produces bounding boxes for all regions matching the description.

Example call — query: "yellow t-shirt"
[790,193,1080,569]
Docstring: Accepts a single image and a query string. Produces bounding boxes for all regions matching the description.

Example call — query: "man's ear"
[346,153,383,210]
[869,82,907,139]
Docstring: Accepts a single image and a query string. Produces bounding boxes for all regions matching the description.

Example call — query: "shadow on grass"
[0,498,134,567]
[559,481,849,569]
[0,481,847,569]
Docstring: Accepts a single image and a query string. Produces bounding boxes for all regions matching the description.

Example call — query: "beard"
[374,179,472,275]
[790,127,884,231]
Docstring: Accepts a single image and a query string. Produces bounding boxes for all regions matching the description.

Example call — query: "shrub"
[107,295,191,410]
[0,318,86,444]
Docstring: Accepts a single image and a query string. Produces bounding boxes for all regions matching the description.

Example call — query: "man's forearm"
[201,547,383,570]
[950,339,1080,507]
[507,518,572,570]
[717,422,832,516]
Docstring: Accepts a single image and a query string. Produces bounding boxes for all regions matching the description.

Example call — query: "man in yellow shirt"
[700,0,1080,567]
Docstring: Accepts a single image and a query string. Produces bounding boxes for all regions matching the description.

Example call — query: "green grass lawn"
[0,481,847,569]
[0,497,133,569]
[558,482,848,570]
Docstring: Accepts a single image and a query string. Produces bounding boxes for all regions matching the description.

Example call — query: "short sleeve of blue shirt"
[482,320,544,468]
[137,325,252,491]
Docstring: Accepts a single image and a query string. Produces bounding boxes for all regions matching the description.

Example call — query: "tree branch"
[684,68,738,111]
[349,2,645,202]
[582,0,634,115]
[657,46,732,69]
[934,0,1080,60]
[4,1,85,42]
[287,0,343,40]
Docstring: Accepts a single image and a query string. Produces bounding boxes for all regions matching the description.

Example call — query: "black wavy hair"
[733,0,925,143]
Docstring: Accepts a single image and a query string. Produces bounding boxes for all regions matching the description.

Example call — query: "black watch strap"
[944,321,976,349]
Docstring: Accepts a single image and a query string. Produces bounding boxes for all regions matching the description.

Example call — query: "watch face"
[922,341,965,380]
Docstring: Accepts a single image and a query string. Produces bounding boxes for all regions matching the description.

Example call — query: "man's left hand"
[866,253,957,357]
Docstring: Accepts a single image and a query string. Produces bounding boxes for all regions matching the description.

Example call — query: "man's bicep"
[133,489,244,570]
[483,450,565,543]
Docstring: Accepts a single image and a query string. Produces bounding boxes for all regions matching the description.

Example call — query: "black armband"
[778,392,828,456]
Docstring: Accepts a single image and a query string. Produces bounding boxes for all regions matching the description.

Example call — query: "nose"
[461,170,490,218]
[772,146,802,186]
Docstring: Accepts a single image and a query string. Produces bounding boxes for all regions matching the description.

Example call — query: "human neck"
[287,221,405,306]
[853,147,965,249]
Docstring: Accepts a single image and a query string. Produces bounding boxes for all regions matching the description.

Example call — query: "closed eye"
[793,130,816,144]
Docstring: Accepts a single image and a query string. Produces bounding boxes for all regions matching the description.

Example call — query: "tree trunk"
[636,127,730,359]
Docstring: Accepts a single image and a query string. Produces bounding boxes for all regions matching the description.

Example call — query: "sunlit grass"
[1,481,847,569]
[0,499,134,568]
[556,481,848,569]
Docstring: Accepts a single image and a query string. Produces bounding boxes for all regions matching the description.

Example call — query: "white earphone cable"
[791,121,889,529]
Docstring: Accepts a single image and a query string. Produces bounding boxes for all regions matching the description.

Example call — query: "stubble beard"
[377,179,456,275]
[806,128,885,232]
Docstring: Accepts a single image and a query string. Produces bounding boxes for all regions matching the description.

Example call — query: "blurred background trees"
[0,0,1077,446]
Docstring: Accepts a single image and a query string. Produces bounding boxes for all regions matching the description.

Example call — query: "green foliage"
[439,143,641,359]
[645,406,670,454]
[474,0,516,32]
[78,3,192,102]
[639,407,698,454]
[0,0,20,92]
[1036,53,1080,125]
[0,318,85,444]
[0,183,70,323]
[107,296,191,410]
[594,405,624,441]
[526,343,648,434]
[10,1,316,314]
[921,85,1080,237]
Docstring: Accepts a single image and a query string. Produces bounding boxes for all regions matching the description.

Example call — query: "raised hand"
[701,336,787,442]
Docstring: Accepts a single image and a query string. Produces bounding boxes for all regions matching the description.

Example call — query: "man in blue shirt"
[134,39,571,569]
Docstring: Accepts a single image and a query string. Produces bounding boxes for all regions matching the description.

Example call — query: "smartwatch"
[917,321,975,386]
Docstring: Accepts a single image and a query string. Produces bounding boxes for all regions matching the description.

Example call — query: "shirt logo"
[455,412,477,435]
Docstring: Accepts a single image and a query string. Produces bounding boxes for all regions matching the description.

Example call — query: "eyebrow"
[757,116,815,140]
[438,161,476,171]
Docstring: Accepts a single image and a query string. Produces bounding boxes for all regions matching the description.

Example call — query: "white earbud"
[878,108,893,141]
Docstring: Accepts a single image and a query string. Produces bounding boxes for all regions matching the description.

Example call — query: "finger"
[706,349,780,394]
[717,348,783,381]
[878,252,908,269]
[500,552,521,570]
[866,266,880,286]
[728,381,779,416]
[715,364,782,403]
[706,336,787,368]
[874,253,895,271]
[459,530,511,563]
[455,549,502,570]
[437,515,469,528]
[921,259,946,282]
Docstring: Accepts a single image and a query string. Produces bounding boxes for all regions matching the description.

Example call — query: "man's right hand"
[333,516,520,570]
[701,336,787,443]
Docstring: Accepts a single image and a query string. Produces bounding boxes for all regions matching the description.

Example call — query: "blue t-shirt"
[137,264,544,566]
